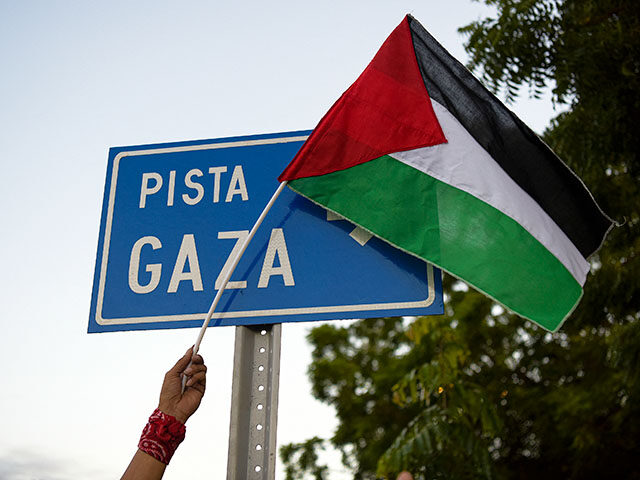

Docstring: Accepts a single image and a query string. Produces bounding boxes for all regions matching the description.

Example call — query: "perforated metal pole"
[226,324,282,480]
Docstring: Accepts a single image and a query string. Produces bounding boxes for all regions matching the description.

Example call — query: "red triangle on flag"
[279,16,447,181]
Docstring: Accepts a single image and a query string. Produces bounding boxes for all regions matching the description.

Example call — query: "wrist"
[157,404,187,424]
[138,408,186,465]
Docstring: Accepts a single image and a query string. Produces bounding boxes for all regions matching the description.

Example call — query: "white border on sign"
[96,135,436,325]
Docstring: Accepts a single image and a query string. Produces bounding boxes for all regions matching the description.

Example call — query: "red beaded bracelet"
[138,408,186,465]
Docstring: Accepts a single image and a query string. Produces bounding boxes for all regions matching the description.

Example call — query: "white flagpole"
[182,181,288,392]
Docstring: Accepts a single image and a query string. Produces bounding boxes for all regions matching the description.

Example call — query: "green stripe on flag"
[289,155,582,330]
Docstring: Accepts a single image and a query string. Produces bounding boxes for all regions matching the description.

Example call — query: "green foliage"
[281,1,639,478]
[304,318,427,479]
[459,0,561,102]
[378,314,502,479]
[280,436,329,480]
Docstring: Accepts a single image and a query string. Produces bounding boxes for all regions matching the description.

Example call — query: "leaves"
[280,437,329,480]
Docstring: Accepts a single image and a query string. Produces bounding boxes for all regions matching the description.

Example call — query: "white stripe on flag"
[390,100,589,285]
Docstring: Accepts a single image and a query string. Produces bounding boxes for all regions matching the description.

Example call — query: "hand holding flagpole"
[181,181,288,393]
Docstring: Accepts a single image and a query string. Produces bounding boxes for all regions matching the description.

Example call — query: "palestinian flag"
[279,15,613,331]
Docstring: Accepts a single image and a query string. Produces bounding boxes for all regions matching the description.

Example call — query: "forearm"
[121,449,167,480]
[120,349,205,480]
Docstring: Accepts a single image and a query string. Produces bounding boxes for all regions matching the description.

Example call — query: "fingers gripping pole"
[181,181,288,393]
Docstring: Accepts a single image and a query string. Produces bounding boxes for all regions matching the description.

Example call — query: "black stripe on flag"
[407,15,612,259]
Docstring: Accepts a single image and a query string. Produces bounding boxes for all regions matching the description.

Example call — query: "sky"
[0,1,562,479]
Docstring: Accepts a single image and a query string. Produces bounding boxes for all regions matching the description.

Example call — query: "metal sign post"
[227,324,282,480]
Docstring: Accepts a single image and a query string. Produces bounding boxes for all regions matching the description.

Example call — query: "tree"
[281,1,640,478]
[280,437,329,480]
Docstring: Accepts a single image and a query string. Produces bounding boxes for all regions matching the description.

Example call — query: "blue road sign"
[88,130,443,333]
